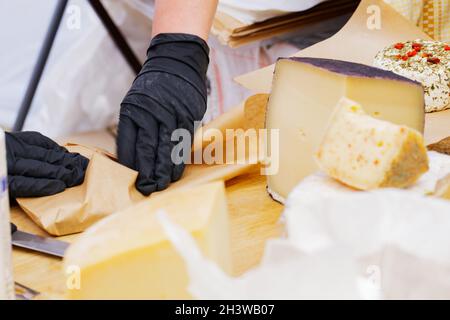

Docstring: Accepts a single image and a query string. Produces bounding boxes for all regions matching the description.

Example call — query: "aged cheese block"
[315,98,429,190]
[374,40,450,112]
[266,57,425,202]
[64,181,231,300]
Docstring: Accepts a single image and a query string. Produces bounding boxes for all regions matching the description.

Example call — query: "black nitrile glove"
[6,132,89,198]
[117,33,209,196]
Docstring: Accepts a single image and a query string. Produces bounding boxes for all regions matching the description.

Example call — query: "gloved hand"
[117,33,209,196]
[5,132,89,198]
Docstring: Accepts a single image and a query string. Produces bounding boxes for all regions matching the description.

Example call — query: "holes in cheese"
[265,57,425,202]
[63,181,231,299]
[315,97,429,190]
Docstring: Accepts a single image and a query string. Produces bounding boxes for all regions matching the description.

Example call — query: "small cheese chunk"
[435,174,450,200]
[315,98,429,190]
[64,181,232,300]
[265,57,425,202]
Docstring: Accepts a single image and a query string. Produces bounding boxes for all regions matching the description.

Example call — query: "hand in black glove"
[6,132,89,198]
[117,33,209,196]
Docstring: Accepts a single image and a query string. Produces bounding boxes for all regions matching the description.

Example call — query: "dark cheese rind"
[285,57,422,86]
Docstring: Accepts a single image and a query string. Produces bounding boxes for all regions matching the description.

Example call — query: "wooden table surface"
[11,167,284,299]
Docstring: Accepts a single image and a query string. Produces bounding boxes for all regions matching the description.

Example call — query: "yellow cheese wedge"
[315,97,429,190]
[266,57,425,202]
[64,181,231,300]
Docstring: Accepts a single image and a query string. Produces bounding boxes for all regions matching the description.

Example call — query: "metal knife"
[15,282,40,300]
[10,223,69,258]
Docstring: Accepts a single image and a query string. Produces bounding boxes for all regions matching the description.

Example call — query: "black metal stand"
[13,0,68,132]
[13,0,141,132]
[88,0,142,74]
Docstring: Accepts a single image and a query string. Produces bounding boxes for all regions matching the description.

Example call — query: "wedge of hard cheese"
[315,98,429,190]
[64,181,231,300]
[266,57,425,202]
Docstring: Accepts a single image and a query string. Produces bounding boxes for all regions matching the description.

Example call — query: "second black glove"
[117,33,210,196]
[6,132,89,198]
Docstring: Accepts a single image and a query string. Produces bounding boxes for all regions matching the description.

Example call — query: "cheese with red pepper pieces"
[315,97,429,190]
[374,39,450,112]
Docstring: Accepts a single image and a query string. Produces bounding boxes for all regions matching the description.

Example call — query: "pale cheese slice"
[265,57,425,202]
[64,181,231,300]
[315,97,428,190]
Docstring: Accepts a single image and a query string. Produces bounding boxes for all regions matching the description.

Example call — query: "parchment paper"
[16,145,144,236]
[16,106,259,236]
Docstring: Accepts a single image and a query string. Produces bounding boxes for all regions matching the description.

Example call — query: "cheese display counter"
[7,0,450,300]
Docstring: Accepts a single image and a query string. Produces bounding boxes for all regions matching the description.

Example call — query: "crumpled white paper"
[285,190,450,299]
[158,212,363,300]
[159,151,450,300]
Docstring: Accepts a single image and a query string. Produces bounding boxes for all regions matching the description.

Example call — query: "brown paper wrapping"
[16,145,144,236]
[17,144,257,236]
[212,0,359,48]
[16,107,258,236]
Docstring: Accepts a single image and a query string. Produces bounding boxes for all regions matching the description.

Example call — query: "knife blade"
[10,223,69,258]
[15,282,40,300]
